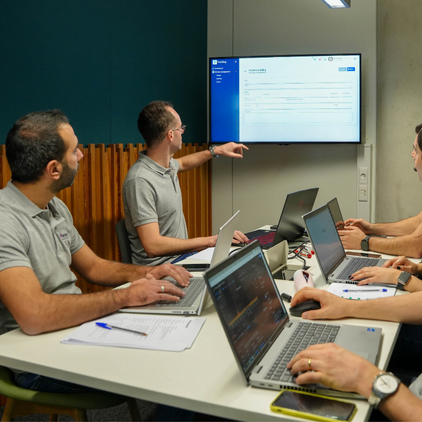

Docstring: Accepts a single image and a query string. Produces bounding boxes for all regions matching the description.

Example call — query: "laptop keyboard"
[251,232,275,246]
[337,257,378,280]
[155,277,205,308]
[265,322,340,382]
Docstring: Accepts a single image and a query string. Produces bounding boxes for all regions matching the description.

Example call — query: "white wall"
[208,0,377,233]
[376,0,422,222]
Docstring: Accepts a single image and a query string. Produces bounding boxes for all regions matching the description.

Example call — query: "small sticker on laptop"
[367,328,375,332]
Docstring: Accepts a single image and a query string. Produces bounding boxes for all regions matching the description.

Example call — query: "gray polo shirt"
[0,181,85,332]
[123,150,188,266]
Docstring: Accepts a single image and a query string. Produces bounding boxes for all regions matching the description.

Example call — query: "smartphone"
[179,263,210,271]
[270,390,356,422]
[346,251,382,259]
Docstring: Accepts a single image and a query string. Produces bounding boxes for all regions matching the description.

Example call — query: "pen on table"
[95,322,148,336]
[342,289,387,292]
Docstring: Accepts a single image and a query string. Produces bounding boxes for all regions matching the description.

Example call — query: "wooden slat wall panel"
[0,144,211,293]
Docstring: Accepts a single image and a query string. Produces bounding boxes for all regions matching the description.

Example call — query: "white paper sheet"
[185,247,215,262]
[61,314,206,352]
[327,283,396,300]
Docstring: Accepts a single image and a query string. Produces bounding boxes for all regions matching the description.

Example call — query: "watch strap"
[209,145,219,158]
[397,271,411,291]
[361,235,371,251]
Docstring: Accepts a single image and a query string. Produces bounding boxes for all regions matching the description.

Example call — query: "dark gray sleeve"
[123,177,158,228]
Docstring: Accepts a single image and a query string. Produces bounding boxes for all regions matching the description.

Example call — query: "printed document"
[61,314,206,352]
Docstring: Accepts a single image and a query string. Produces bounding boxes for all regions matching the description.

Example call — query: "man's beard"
[50,162,78,194]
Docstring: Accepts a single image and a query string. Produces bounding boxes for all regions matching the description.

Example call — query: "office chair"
[0,366,141,421]
[115,219,133,264]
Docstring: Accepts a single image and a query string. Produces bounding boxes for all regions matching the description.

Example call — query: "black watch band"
[361,235,371,251]
[397,271,411,291]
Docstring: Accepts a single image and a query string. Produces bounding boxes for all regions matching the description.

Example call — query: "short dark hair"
[416,124,422,151]
[137,101,176,148]
[6,110,69,184]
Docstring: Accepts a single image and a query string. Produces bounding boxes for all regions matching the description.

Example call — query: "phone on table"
[346,251,382,259]
[270,390,356,422]
[179,263,210,271]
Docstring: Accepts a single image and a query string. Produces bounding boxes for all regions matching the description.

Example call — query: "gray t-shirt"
[123,150,188,266]
[0,181,85,332]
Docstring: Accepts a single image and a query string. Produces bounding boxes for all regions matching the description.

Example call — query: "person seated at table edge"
[338,123,422,258]
[349,255,422,289]
[122,100,248,267]
[0,109,191,338]
[287,287,422,421]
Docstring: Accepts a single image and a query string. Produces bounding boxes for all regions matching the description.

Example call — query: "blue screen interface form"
[210,55,360,144]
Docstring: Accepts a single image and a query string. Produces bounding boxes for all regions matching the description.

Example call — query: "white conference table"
[0,249,402,422]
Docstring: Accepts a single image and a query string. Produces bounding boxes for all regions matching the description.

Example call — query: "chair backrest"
[115,219,133,264]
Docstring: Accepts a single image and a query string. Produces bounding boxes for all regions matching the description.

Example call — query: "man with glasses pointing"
[123,100,249,266]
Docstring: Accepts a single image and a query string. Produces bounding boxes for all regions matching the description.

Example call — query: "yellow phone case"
[270,389,357,422]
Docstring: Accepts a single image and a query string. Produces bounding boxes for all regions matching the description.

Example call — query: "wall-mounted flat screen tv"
[209,54,361,144]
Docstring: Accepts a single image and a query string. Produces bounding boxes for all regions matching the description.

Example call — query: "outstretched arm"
[345,210,422,236]
[176,142,249,172]
[0,266,185,335]
[137,222,248,258]
[339,224,422,258]
[71,244,191,287]
[290,287,422,324]
[288,344,422,421]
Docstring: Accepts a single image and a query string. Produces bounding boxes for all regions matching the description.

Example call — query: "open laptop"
[118,211,239,316]
[243,188,319,249]
[327,197,345,230]
[203,241,381,398]
[303,204,387,284]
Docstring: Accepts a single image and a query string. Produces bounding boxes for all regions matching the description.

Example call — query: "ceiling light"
[321,0,350,8]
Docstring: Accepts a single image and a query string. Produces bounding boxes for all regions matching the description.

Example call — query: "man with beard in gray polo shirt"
[123,100,249,266]
[0,110,190,393]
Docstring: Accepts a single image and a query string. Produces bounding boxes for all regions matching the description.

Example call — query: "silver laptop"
[303,203,387,284]
[203,241,382,398]
[118,211,239,316]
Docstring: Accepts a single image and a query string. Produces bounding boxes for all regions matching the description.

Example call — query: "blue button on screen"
[347,67,355,71]
[339,67,346,71]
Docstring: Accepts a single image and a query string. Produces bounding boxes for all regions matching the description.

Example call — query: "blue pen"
[95,322,148,336]
[343,289,387,292]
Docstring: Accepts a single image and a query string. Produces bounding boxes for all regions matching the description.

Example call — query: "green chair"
[0,366,141,421]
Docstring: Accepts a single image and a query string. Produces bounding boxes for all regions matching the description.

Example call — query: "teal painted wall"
[0,1,207,145]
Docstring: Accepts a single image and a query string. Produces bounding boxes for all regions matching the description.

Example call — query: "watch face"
[375,374,399,394]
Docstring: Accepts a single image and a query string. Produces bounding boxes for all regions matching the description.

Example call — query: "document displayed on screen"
[210,54,361,144]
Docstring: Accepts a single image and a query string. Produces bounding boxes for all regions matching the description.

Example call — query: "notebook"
[303,204,387,284]
[118,211,239,316]
[203,241,382,398]
[244,188,319,249]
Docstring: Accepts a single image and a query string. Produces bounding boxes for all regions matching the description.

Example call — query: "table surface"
[0,246,403,422]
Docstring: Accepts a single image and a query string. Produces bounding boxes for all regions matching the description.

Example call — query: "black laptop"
[243,188,319,249]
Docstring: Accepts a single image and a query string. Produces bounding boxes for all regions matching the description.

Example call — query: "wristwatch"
[397,271,412,291]
[361,235,372,251]
[209,145,219,158]
[368,372,400,409]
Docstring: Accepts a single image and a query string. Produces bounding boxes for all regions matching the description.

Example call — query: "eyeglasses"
[172,124,186,133]
[161,124,186,140]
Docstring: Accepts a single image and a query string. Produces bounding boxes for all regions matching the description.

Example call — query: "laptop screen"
[304,205,346,277]
[327,198,345,230]
[273,188,319,245]
[205,243,287,376]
